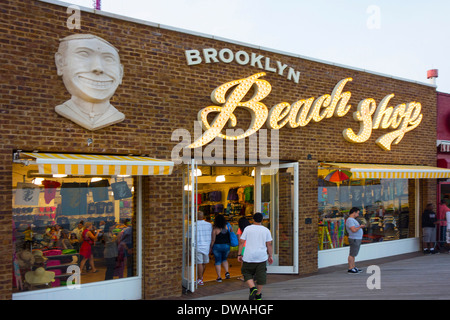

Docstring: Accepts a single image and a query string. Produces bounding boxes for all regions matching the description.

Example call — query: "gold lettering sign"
[188,73,271,149]
[188,73,423,151]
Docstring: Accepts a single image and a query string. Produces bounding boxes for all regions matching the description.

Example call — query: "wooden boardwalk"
[177,252,450,300]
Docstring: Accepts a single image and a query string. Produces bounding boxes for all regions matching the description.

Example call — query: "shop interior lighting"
[32,178,44,186]
[216,175,226,182]
[52,174,68,178]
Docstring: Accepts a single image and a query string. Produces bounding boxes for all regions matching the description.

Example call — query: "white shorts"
[196,252,209,264]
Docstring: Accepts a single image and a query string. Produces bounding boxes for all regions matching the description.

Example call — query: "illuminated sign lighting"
[188,73,423,151]
[189,72,271,148]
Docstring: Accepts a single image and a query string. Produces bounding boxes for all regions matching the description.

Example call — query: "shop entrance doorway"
[181,161,299,293]
[256,163,299,274]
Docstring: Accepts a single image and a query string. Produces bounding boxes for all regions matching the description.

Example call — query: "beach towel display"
[15,182,40,206]
[89,179,110,202]
[60,182,89,215]
[111,180,132,200]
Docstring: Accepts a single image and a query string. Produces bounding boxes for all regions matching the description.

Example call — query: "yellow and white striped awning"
[21,153,174,176]
[321,162,450,179]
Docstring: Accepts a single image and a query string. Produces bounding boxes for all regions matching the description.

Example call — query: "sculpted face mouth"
[78,75,114,90]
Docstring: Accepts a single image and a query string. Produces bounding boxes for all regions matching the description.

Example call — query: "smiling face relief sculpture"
[55,34,125,131]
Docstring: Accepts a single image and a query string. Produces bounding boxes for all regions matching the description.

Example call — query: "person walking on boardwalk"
[237,212,273,300]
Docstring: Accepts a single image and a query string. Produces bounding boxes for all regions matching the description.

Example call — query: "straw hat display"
[24,267,55,285]
[16,250,35,269]
[32,250,48,264]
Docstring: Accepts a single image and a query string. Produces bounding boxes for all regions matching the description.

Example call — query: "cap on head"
[59,34,119,52]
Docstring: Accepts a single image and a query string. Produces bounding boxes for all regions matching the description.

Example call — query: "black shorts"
[241,261,267,285]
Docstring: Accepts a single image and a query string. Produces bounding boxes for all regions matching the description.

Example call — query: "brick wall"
[0,0,437,299]
[298,160,319,274]
[143,171,184,299]
[278,168,293,266]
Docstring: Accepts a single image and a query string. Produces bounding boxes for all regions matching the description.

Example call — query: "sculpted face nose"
[91,55,104,75]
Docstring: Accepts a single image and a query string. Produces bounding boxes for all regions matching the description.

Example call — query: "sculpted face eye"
[102,54,116,63]
[75,49,90,58]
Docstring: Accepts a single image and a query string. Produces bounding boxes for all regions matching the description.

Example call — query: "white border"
[13,276,142,300]
[318,237,420,269]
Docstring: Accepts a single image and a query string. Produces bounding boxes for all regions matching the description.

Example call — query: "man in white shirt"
[196,211,212,285]
[237,212,273,300]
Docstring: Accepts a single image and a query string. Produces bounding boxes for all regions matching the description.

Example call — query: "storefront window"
[318,173,410,250]
[12,163,136,293]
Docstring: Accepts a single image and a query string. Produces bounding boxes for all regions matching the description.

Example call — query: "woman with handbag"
[210,214,231,282]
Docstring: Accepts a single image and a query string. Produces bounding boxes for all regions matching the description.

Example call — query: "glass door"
[255,162,298,273]
[181,159,198,292]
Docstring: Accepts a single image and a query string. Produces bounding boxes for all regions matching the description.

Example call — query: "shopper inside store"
[12,163,136,292]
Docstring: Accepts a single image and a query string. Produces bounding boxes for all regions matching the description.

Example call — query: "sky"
[65,0,450,93]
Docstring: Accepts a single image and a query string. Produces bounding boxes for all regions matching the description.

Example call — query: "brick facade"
[0,0,437,299]
[298,160,320,274]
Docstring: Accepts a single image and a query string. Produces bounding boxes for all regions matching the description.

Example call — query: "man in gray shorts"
[422,203,437,254]
[345,207,365,274]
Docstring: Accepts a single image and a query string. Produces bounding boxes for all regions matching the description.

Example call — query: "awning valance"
[320,162,450,179]
[20,153,174,176]
[437,140,450,153]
